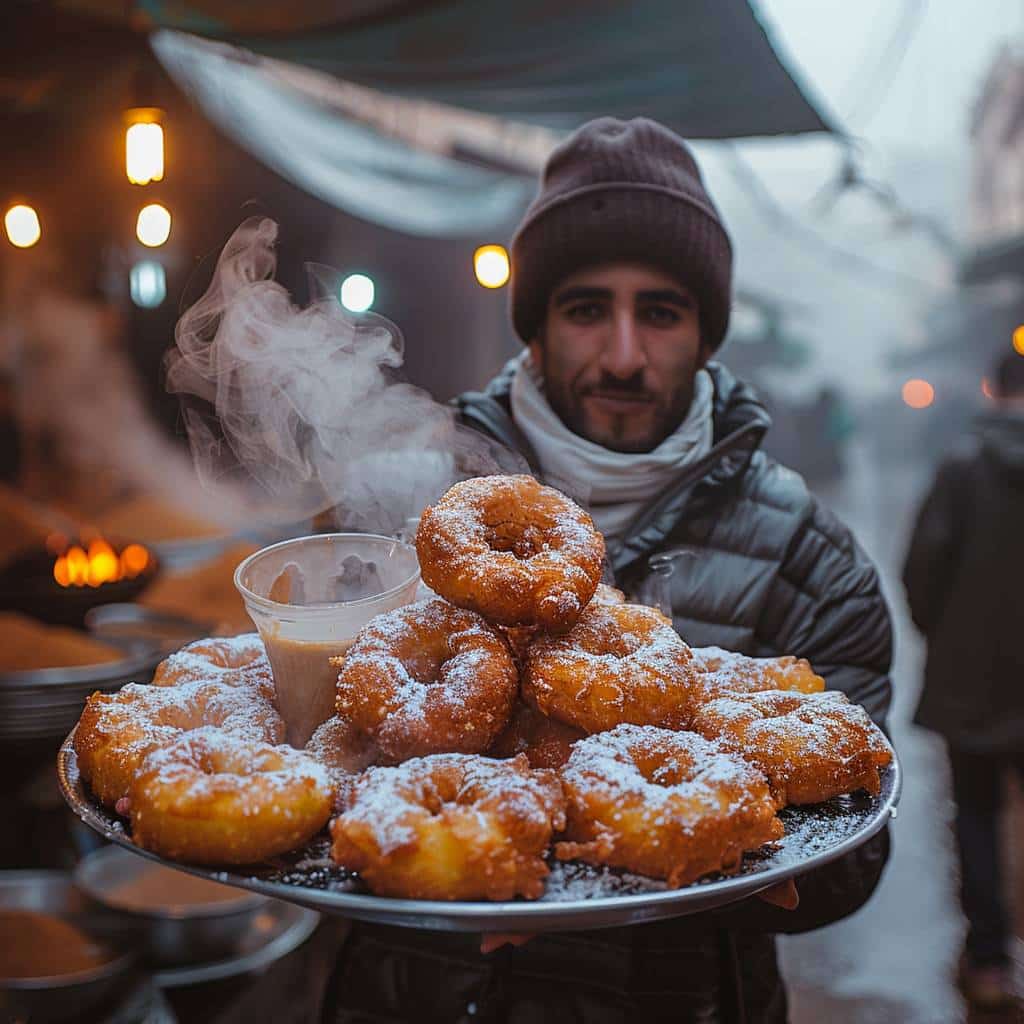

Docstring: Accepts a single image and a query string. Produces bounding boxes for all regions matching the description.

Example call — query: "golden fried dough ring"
[488,700,586,769]
[130,727,333,865]
[330,752,566,900]
[305,714,382,809]
[75,680,283,808]
[591,583,627,606]
[690,690,893,806]
[334,598,518,763]
[522,602,702,733]
[555,724,783,887]
[151,634,276,702]
[691,646,825,699]
[416,475,604,633]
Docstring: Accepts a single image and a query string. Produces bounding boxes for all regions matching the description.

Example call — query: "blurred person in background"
[323,117,893,1024]
[903,349,1024,1012]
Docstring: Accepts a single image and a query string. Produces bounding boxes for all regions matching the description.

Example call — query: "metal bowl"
[0,547,160,628]
[0,605,209,743]
[0,870,136,1023]
[73,844,271,967]
[0,647,165,743]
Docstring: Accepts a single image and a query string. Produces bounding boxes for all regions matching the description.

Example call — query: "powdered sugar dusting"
[415,475,603,629]
[137,726,331,805]
[151,634,277,702]
[333,752,565,858]
[561,724,772,819]
[336,598,517,758]
[691,646,825,699]
[66,736,894,908]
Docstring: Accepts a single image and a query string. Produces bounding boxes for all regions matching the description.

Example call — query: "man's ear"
[527,337,543,365]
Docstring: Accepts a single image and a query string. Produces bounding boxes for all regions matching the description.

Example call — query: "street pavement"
[782,442,1023,1023]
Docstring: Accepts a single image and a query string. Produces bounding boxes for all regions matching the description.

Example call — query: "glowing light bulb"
[340,274,375,312]
[474,244,510,289]
[902,378,934,409]
[4,204,41,248]
[125,111,164,185]
[136,203,171,247]
[129,260,166,308]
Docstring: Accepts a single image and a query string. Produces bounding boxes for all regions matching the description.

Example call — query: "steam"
[166,217,526,534]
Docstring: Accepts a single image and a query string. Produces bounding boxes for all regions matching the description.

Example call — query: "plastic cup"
[234,533,420,747]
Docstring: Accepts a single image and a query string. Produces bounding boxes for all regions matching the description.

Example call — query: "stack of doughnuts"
[73,474,892,899]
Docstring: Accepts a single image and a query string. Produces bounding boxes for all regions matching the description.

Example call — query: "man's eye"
[641,306,682,326]
[565,302,605,323]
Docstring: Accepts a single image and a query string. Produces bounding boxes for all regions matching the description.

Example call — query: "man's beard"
[542,364,693,454]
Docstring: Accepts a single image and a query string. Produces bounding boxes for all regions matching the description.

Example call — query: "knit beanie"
[511,117,733,349]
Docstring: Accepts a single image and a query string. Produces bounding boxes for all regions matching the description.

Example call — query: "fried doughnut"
[334,598,518,763]
[591,582,626,606]
[690,690,893,806]
[130,727,333,864]
[554,724,783,887]
[416,475,604,633]
[330,752,566,900]
[488,700,586,769]
[691,646,825,700]
[74,680,283,808]
[151,634,276,702]
[522,602,702,734]
[305,714,382,808]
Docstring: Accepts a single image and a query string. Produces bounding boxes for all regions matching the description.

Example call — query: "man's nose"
[600,310,647,379]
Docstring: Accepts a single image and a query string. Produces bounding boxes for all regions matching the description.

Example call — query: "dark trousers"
[948,748,1024,966]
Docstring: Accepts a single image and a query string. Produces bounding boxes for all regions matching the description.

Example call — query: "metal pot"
[73,844,271,967]
[0,870,136,1023]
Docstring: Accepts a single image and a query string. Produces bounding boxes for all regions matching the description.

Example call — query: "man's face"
[529,263,709,453]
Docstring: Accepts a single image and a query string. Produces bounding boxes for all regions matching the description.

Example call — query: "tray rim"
[57,728,902,933]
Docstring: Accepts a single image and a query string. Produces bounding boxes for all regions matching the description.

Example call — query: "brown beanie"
[511,117,733,349]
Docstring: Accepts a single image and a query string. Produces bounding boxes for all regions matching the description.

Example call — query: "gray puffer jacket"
[324,361,893,1024]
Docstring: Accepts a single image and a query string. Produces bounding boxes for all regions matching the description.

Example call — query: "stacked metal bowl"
[0,649,162,743]
[0,606,208,744]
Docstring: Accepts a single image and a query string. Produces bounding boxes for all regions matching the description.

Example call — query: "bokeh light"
[4,204,41,248]
[136,203,171,247]
[1013,325,1024,356]
[126,119,164,185]
[129,260,166,308]
[340,273,375,312]
[474,245,511,289]
[902,378,935,409]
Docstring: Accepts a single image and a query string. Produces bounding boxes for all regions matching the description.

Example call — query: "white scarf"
[509,350,713,550]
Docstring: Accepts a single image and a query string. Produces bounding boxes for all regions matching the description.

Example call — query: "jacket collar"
[455,359,771,569]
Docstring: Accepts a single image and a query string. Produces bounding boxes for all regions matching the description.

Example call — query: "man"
[323,117,892,1023]
[903,350,1024,1012]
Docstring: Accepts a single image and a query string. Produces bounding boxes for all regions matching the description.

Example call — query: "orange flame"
[53,538,151,588]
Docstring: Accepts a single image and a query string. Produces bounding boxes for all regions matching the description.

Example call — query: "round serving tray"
[58,729,901,933]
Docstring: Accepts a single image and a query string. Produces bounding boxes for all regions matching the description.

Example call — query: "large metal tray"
[58,731,900,934]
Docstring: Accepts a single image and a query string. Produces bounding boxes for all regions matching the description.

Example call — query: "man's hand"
[480,932,536,954]
[756,879,799,910]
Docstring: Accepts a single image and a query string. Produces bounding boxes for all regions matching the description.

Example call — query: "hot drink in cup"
[235,534,420,746]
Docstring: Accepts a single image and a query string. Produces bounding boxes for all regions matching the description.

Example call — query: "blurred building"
[968,45,1024,250]
[866,44,1024,467]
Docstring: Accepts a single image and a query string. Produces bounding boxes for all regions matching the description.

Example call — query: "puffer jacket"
[904,409,1024,752]
[324,361,893,1024]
